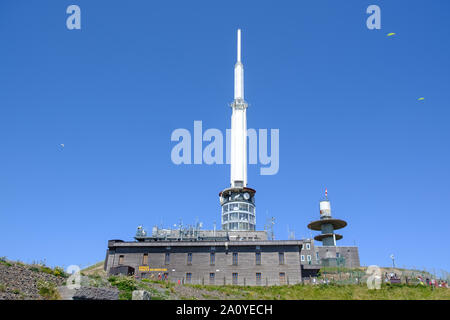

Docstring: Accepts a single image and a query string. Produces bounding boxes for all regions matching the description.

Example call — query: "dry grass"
[81,262,106,277]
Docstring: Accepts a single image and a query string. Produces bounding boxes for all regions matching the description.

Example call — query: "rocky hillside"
[0,258,66,300]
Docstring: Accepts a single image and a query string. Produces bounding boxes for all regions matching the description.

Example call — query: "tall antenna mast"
[219,29,255,232]
[237,29,241,62]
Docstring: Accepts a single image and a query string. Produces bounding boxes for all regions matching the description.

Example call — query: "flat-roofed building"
[105,239,304,286]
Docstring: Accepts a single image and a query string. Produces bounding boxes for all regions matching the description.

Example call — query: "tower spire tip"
[237,29,241,62]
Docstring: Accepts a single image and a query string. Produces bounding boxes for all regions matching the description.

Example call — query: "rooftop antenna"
[265,217,275,240]
[390,254,396,268]
[271,217,275,240]
[287,225,295,240]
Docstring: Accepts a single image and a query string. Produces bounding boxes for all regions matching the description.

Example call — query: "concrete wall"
[105,238,361,286]
[315,246,360,268]
[106,241,303,286]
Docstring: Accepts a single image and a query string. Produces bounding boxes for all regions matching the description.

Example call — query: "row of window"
[300,255,312,262]
[222,212,256,223]
[124,252,328,267]
[137,252,286,266]
[222,222,256,231]
[222,203,255,213]
[185,272,286,285]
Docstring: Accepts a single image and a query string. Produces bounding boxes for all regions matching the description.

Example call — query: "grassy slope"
[190,283,450,300]
[81,262,106,277]
[84,262,450,300]
[103,276,450,300]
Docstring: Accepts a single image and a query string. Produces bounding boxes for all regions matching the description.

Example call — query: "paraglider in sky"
[387,32,396,37]
[418,97,425,101]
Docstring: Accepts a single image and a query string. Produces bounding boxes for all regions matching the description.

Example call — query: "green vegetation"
[0,257,12,267]
[141,278,175,289]
[82,262,104,272]
[188,283,450,300]
[81,262,107,277]
[37,280,61,300]
[1,256,66,277]
[28,265,67,278]
[107,276,170,300]
[87,273,110,288]
[108,276,137,300]
[0,283,7,292]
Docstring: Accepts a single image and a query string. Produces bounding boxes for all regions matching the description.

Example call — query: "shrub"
[52,267,66,278]
[29,266,40,272]
[40,266,54,275]
[108,276,138,300]
[37,280,61,300]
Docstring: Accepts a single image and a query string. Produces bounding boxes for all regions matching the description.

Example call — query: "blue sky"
[0,0,449,272]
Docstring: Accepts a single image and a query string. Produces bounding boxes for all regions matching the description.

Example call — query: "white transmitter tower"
[219,29,256,231]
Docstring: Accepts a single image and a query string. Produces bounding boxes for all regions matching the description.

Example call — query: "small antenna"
[265,217,275,240]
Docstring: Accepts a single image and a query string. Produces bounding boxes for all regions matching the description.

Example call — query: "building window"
[232,273,238,285]
[336,252,340,258]
[305,243,311,250]
[256,273,262,286]
[239,212,248,221]
[307,255,312,262]
[142,254,148,265]
[239,203,249,211]
[279,272,286,285]
[255,252,261,265]
[187,253,192,265]
[165,252,170,265]
[301,255,305,262]
[209,273,215,284]
[118,255,124,265]
[186,273,192,284]
[279,252,285,265]
[210,252,215,265]
[316,252,319,260]
[232,252,238,265]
